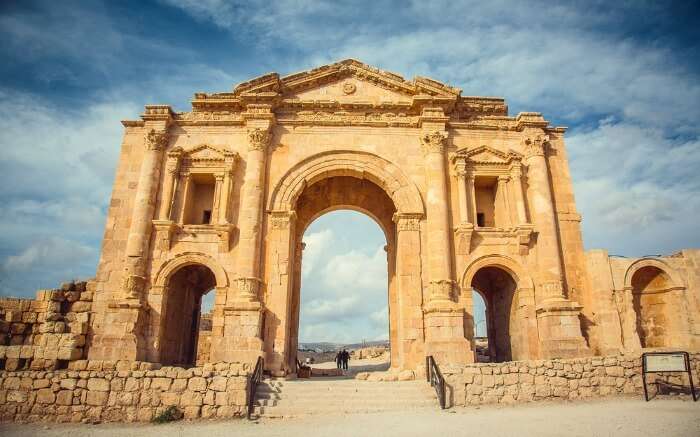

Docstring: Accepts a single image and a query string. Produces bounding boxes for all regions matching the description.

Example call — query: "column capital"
[420,131,447,155]
[247,127,271,151]
[454,160,467,179]
[523,134,549,158]
[497,175,510,182]
[145,128,169,151]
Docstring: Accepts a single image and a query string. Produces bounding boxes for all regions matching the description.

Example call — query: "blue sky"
[1,1,699,342]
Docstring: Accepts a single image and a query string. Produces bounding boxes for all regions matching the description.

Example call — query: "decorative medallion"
[342,81,356,95]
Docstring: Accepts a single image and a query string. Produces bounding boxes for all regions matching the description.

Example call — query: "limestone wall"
[0,282,93,371]
[0,360,249,423]
[442,354,700,407]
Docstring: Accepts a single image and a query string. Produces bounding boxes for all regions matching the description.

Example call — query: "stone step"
[253,404,436,418]
[255,398,437,407]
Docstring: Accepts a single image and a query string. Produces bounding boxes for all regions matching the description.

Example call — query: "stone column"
[393,213,426,371]
[212,173,224,223]
[420,131,453,303]
[454,159,474,256]
[123,126,170,298]
[233,127,271,303]
[497,175,511,228]
[524,135,566,300]
[525,133,589,358]
[219,169,232,224]
[157,147,182,221]
[510,162,528,225]
[420,129,470,366]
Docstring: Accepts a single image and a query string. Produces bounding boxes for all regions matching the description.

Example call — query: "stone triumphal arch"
[80,59,699,375]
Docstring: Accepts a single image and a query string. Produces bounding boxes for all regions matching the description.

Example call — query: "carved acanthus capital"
[523,135,549,158]
[392,213,422,232]
[420,131,447,155]
[247,128,271,151]
[145,128,169,151]
[429,279,454,301]
[270,210,297,230]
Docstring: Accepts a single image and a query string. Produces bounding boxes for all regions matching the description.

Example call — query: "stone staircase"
[252,377,439,418]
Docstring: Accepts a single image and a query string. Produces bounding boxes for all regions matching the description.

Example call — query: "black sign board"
[641,351,698,401]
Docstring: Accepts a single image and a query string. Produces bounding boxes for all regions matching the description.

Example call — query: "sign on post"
[641,351,698,401]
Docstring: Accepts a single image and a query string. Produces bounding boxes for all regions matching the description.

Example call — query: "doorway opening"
[160,264,216,366]
[471,266,519,362]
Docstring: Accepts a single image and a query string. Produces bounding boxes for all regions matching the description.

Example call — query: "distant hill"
[299,340,389,353]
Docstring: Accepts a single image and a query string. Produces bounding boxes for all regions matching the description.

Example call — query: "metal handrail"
[247,356,264,419]
[426,355,446,409]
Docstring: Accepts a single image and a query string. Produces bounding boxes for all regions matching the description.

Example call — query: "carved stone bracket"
[122,273,146,299]
[454,223,474,255]
[217,224,235,253]
[514,224,534,255]
[152,220,177,251]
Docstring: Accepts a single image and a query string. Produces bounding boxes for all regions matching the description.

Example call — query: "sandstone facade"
[1,59,699,379]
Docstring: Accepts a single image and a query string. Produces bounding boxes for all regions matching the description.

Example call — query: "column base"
[424,301,471,366]
[210,300,264,364]
[536,298,590,359]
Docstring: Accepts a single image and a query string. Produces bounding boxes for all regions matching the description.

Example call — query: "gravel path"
[2,397,698,437]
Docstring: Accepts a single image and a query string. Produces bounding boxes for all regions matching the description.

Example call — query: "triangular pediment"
[185,144,226,160]
[454,146,521,165]
[232,59,461,100]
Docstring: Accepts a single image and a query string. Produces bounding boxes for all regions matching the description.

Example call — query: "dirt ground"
[2,397,698,437]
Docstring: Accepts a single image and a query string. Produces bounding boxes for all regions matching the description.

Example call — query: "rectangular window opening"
[202,210,212,224]
[474,176,497,227]
[182,173,216,225]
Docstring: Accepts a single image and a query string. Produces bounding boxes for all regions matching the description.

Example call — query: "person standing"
[335,351,342,369]
[342,349,349,370]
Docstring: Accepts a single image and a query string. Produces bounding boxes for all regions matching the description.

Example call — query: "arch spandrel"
[268,150,424,215]
[153,252,229,289]
[622,258,685,291]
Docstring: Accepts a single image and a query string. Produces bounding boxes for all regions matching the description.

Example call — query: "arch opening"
[471,266,519,363]
[160,264,216,366]
[285,175,397,374]
[631,266,674,348]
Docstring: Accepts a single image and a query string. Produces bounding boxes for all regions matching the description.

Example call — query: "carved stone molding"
[392,213,422,232]
[420,131,447,155]
[247,128,271,151]
[428,279,454,301]
[270,210,297,230]
[145,128,169,151]
[122,273,146,299]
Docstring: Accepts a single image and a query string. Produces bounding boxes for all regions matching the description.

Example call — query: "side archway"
[623,258,685,291]
[461,255,537,362]
[153,252,229,290]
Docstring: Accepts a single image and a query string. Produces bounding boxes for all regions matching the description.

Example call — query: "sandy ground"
[2,397,698,437]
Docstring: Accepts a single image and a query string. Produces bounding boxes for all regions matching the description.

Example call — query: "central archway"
[264,151,425,374]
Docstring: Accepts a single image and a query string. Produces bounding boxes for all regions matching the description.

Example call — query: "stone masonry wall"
[0,360,250,423]
[442,354,700,407]
[0,282,93,371]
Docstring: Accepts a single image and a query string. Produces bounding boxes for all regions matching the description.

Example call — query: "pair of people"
[335,349,350,370]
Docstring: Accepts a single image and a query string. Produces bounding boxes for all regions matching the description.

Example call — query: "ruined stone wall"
[0,360,249,423]
[442,353,700,407]
[0,282,93,371]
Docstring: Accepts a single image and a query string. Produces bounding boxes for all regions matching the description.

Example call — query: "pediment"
[184,144,226,161]
[232,59,461,100]
[454,146,521,165]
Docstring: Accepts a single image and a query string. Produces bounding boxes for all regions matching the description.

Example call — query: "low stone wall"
[442,353,700,407]
[0,360,250,423]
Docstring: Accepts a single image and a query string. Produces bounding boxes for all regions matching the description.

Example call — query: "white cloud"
[3,237,95,272]
[301,229,333,277]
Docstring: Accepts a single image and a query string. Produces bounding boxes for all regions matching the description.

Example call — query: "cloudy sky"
[1,1,699,342]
